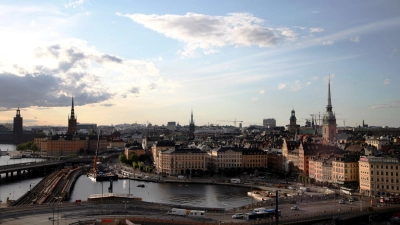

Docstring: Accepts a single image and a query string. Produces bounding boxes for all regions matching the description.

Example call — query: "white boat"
[9,154,22,159]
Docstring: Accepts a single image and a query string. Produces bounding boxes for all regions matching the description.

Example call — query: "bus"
[340,187,354,196]
[245,209,281,220]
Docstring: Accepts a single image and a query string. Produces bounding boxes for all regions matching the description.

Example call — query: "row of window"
[371,171,399,176]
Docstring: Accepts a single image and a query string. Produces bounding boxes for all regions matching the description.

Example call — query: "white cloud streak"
[118,12,293,57]
[370,100,400,109]
[259,90,264,94]
[384,79,390,85]
[278,83,286,90]
[350,36,360,43]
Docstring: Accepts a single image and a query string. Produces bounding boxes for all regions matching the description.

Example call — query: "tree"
[119,154,127,163]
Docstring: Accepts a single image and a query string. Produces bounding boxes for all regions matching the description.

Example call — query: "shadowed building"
[0,108,34,144]
[67,97,77,135]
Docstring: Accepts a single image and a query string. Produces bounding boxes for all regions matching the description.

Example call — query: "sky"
[0,0,399,128]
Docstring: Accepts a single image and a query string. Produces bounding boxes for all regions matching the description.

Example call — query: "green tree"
[119,154,127,163]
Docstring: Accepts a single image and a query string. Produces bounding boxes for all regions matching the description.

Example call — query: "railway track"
[13,167,83,206]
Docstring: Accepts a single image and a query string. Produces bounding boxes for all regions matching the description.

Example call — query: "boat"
[137,184,145,188]
[9,154,22,159]
[87,132,119,182]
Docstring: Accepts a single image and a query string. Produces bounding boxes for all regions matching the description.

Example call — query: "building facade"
[359,156,400,197]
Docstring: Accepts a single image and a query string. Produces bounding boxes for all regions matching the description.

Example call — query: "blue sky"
[0,0,399,127]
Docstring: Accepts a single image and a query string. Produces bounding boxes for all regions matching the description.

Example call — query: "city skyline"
[0,1,399,127]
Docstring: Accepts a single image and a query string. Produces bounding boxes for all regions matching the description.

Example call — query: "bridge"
[0,161,65,180]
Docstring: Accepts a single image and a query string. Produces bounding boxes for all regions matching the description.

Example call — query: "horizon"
[0,1,399,127]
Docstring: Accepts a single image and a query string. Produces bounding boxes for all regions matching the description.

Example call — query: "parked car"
[291,206,299,210]
[232,213,244,219]
[339,200,345,204]
[349,198,354,202]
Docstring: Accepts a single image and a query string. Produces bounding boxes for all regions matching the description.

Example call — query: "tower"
[67,97,77,135]
[189,109,195,134]
[13,107,23,144]
[289,109,297,133]
[322,77,337,142]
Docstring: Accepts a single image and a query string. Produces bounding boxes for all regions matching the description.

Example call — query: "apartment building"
[210,146,242,173]
[159,148,207,176]
[242,148,267,169]
[125,142,145,159]
[359,156,400,197]
[45,135,87,156]
[332,156,359,186]
[152,140,175,172]
[365,136,390,150]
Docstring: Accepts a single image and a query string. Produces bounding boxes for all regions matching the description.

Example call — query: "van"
[178,175,185,179]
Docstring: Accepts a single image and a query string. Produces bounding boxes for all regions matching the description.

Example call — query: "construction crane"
[216,118,244,127]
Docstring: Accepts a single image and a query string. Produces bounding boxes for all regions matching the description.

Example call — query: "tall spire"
[190,109,194,124]
[326,76,332,112]
[70,97,75,119]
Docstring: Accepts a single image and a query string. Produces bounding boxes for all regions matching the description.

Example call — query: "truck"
[231,178,241,184]
[167,208,188,216]
[188,210,205,217]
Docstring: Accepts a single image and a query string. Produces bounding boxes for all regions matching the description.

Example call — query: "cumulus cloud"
[322,40,334,45]
[0,38,168,109]
[118,12,292,57]
[252,97,258,101]
[306,82,311,86]
[350,36,360,43]
[384,79,390,85]
[370,100,400,109]
[310,28,324,33]
[64,0,86,8]
[291,80,301,91]
[259,90,264,94]
[278,83,286,90]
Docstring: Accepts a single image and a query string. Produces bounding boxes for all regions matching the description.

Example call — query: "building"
[67,97,77,135]
[242,148,268,169]
[166,122,176,131]
[0,108,34,144]
[125,142,145,159]
[209,146,242,173]
[359,156,400,197]
[365,136,390,150]
[332,156,359,187]
[263,118,276,128]
[289,109,297,133]
[299,143,343,176]
[45,135,87,156]
[159,147,207,176]
[189,110,195,135]
[322,78,337,142]
[152,140,176,172]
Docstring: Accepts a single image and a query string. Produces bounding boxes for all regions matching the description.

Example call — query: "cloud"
[312,76,318,80]
[370,100,400,109]
[259,90,264,94]
[310,28,324,33]
[100,103,115,107]
[130,87,140,94]
[312,11,319,14]
[0,38,169,109]
[278,83,286,90]
[306,82,311,86]
[291,80,301,91]
[350,36,360,43]
[64,0,86,8]
[252,97,258,101]
[118,12,291,57]
[322,40,334,45]
[384,78,390,85]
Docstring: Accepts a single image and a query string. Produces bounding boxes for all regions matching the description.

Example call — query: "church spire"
[190,109,194,124]
[326,76,332,112]
[70,97,75,119]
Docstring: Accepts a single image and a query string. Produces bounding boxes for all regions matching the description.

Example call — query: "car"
[232,213,244,219]
[339,200,345,204]
[349,198,354,202]
[291,206,299,210]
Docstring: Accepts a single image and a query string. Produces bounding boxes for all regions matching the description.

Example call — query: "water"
[0,144,47,203]
[0,144,253,208]
[70,176,253,209]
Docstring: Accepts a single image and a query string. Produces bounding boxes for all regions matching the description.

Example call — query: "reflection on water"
[70,176,254,209]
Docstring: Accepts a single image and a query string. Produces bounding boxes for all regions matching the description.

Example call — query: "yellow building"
[159,148,207,176]
[242,148,267,169]
[152,140,175,173]
[46,135,87,156]
[210,147,242,173]
[33,137,48,151]
[125,142,145,159]
[359,156,400,197]
[332,156,359,186]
